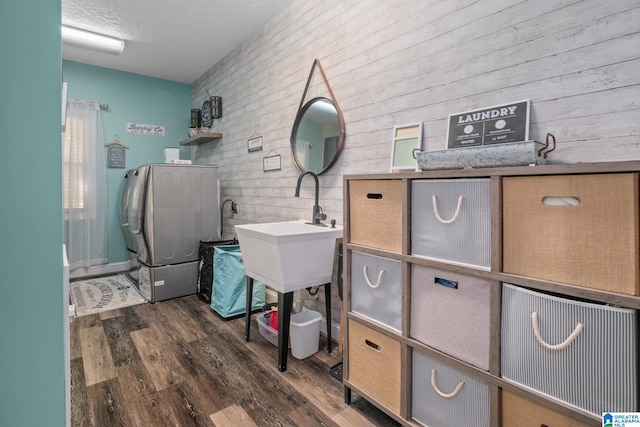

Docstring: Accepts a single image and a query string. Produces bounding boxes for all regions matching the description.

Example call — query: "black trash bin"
[197,239,237,303]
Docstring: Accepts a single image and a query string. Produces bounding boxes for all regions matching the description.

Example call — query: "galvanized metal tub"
[416,139,553,171]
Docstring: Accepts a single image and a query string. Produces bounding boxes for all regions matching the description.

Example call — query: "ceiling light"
[61,26,125,55]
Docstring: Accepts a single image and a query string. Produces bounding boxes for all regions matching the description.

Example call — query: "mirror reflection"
[291,97,344,175]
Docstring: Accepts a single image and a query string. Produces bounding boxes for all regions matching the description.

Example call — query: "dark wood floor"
[70,294,400,426]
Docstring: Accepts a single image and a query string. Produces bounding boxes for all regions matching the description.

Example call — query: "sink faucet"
[294,171,327,226]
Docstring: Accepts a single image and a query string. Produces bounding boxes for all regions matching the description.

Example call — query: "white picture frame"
[263,154,281,172]
[390,123,423,172]
[248,135,263,152]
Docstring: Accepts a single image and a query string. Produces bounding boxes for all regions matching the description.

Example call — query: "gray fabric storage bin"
[501,283,638,415]
[351,251,402,332]
[411,178,491,269]
[410,264,492,370]
[412,350,490,427]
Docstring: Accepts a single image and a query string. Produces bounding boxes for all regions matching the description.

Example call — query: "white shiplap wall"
[192,0,640,320]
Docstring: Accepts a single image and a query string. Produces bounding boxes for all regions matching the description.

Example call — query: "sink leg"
[324,282,332,353]
[245,276,254,342]
[278,291,293,372]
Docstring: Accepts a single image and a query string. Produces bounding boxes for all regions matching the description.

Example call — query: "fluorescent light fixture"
[62,26,125,55]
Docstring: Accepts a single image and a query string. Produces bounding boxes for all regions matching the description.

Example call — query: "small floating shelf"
[180,132,223,146]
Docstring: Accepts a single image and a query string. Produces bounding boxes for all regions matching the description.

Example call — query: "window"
[62,115,86,211]
[62,98,108,268]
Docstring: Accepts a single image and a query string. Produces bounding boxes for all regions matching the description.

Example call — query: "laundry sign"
[126,122,165,136]
[446,100,530,149]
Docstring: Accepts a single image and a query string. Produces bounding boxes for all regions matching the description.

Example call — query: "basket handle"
[364,339,381,351]
[432,194,464,224]
[531,311,584,350]
[435,277,458,289]
[363,265,384,289]
[431,368,465,399]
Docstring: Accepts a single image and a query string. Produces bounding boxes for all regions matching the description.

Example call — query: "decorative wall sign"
[446,100,530,149]
[263,154,281,172]
[210,96,222,119]
[391,123,422,172]
[107,144,126,168]
[201,99,213,128]
[248,135,263,152]
[104,136,129,168]
[126,122,166,136]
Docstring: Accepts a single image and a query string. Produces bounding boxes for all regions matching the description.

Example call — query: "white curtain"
[63,99,108,270]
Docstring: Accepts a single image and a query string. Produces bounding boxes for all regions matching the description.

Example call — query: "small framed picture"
[263,154,281,172]
[248,136,263,152]
[390,123,422,172]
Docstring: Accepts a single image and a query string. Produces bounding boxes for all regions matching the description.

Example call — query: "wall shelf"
[180,132,223,146]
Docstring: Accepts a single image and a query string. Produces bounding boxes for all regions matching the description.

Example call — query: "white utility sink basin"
[235,220,342,293]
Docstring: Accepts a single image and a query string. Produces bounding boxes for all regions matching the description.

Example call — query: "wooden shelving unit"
[179,132,223,146]
[342,161,640,427]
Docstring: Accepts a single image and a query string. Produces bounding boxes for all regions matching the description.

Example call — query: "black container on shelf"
[210,96,222,119]
[190,109,202,128]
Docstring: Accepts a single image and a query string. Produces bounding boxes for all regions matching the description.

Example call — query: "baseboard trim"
[320,317,341,344]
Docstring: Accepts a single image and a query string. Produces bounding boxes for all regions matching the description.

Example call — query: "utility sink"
[235,220,342,293]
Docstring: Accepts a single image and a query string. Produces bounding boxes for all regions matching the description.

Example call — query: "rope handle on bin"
[430,368,465,399]
[531,311,584,350]
[363,265,384,289]
[432,194,464,224]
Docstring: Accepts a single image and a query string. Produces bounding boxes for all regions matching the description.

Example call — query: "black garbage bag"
[197,238,237,303]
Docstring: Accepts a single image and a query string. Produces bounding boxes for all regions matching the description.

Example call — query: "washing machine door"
[119,169,137,253]
[127,165,150,264]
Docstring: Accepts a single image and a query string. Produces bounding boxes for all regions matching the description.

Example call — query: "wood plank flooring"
[70,294,400,426]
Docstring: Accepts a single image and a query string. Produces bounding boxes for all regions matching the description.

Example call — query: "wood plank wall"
[191,0,640,321]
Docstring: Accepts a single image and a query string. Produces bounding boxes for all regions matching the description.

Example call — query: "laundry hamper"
[210,245,265,319]
[197,238,237,303]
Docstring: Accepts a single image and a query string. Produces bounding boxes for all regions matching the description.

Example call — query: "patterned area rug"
[70,274,146,317]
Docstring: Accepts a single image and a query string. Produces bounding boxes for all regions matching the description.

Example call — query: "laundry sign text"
[457,105,519,124]
[127,122,166,136]
[447,100,530,149]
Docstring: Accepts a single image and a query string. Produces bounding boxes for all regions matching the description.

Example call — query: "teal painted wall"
[63,61,191,264]
[0,1,65,426]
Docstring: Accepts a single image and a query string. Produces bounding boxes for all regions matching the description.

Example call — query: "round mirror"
[291,97,344,175]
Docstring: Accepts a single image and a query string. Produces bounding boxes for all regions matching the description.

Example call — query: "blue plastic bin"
[210,245,265,318]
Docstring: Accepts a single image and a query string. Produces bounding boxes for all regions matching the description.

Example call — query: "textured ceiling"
[62,0,293,84]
